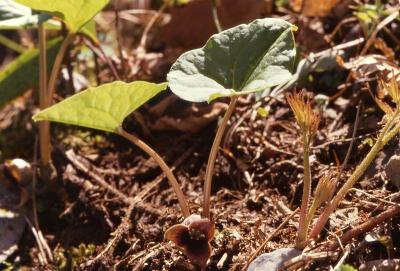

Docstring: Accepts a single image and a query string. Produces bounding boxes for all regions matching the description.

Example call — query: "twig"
[360,9,399,55]
[333,204,400,248]
[351,188,400,207]
[25,216,47,265]
[32,137,53,262]
[65,149,132,205]
[47,33,74,104]
[284,251,339,270]
[241,207,299,271]
[138,3,167,52]
[340,102,362,172]
[333,244,351,270]
[63,23,75,93]
[114,2,127,80]
[311,132,375,149]
[84,38,121,80]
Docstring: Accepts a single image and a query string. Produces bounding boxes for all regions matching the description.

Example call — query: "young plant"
[15,0,108,166]
[34,17,297,269]
[32,81,190,216]
[167,18,297,219]
[308,76,400,240]
[286,92,320,248]
[165,18,296,267]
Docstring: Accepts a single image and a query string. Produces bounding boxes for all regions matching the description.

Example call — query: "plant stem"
[47,33,74,103]
[309,114,400,239]
[38,24,51,165]
[139,3,167,51]
[211,0,222,32]
[115,3,127,80]
[202,97,237,218]
[118,127,190,217]
[296,132,311,248]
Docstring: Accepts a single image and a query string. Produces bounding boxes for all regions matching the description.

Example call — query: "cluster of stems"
[38,23,74,168]
[289,78,400,248]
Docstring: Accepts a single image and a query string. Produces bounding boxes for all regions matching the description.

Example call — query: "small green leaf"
[14,0,108,33]
[167,18,296,102]
[0,38,62,108]
[33,81,167,133]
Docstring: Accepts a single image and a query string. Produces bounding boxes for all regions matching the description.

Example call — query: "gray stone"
[248,247,301,271]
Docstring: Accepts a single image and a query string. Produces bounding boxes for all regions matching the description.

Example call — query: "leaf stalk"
[118,127,190,217]
[38,23,51,165]
[202,97,237,218]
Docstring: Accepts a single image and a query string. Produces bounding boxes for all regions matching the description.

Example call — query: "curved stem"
[202,97,237,218]
[47,33,74,103]
[118,127,190,218]
[139,3,167,51]
[211,0,222,32]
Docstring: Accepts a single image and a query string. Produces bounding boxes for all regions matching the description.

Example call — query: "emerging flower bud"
[286,91,320,142]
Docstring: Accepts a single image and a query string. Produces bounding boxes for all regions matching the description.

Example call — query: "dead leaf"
[374,38,395,63]
[291,0,342,17]
[341,54,400,80]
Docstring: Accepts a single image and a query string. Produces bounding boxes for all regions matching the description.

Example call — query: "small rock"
[385,155,400,188]
[248,247,301,271]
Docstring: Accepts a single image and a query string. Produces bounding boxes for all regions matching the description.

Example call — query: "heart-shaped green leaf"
[14,0,108,33]
[33,81,167,133]
[167,18,297,102]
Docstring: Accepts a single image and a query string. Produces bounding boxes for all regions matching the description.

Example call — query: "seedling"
[33,18,297,268]
[285,76,400,248]
[167,17,297,219]
[286,91,320,248]
[308,76,400,240]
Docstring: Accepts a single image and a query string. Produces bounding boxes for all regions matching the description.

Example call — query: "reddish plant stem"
[296,133,311,248]
[38,24,50,165]
[118,127,190,217]
[202,97,237,218]
[47,33,74,103]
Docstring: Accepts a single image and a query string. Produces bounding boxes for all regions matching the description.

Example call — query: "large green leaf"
[167,18,297,102]
[33,81,167,133]
[14,0,108,33]
[0,38,62,108]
